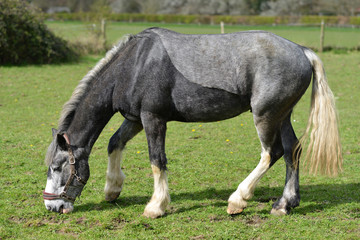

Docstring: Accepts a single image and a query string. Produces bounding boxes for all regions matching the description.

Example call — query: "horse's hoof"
[105,192,120,202]
[227,203,244,215]
[270,208,287,216]
[143,209,165,219]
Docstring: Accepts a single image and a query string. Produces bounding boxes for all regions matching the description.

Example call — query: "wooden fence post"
[220,21,224,34]
[320,20,325,53]
[101,19,107,50]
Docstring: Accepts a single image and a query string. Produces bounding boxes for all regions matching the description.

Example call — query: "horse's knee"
[108,119,144,154]
[108,131,122,155]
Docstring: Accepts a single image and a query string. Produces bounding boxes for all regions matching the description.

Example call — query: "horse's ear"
[52,128,58,138]
[56,133,68,151]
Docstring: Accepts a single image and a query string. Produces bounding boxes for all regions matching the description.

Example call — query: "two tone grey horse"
[43,28,342,218]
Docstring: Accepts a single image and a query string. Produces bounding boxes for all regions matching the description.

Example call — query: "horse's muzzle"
[44,196,74,214]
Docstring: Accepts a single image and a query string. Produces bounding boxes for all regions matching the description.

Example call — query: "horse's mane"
[57,34,133,133]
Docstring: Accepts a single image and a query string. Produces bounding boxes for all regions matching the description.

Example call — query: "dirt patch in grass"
[245,215,264,227]
[190,235,206,240]
[8,216,27,224]
[8,215,71,228]
[208,214,228,222]
[348,207,360,219]
[56,227,79,238]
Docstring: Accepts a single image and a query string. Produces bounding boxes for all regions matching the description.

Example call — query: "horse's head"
[43,129,89,214]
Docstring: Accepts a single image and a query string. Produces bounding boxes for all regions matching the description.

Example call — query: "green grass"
[0,23,359,239]
[46,21,360,50]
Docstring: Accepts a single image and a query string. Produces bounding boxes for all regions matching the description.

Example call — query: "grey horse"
[43,28,342,218]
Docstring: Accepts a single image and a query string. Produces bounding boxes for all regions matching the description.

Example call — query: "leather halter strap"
[43,134,86,202]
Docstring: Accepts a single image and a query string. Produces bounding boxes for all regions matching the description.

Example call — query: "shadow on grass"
[75,183,360,215]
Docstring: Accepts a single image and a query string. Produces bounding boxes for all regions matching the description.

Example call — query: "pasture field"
[0,23,359,239]
[45,21,360,50]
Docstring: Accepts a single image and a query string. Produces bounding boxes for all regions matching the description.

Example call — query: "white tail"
[295,49,342,176]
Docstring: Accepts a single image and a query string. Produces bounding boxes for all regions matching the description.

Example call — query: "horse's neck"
[64,42,132,151]
[66,77,116,151]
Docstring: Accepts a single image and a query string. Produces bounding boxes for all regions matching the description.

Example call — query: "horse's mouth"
[45,199,74,214]
[58,204,73,214]
[61,207,72,214]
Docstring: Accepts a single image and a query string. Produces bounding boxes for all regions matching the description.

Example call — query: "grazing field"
[46,21,360,50]
[0,23,359,239]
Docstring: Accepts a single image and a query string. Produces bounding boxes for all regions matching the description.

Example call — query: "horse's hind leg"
[227,117,284,215]
[104,119,143,202]
[271,114,300,215]
[141,112,170,218]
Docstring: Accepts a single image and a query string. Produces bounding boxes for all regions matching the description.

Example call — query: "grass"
[0,23,359,239]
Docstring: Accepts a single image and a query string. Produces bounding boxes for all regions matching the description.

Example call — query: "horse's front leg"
[105,119,143,202]
[141,112,170,218]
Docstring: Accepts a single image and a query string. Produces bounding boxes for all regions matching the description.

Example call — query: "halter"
[43,134,87,203]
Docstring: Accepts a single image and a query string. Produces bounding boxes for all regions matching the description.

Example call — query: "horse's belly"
[172,79,250,122]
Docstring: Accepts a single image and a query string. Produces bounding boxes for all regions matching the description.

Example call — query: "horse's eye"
[52,166,62,172]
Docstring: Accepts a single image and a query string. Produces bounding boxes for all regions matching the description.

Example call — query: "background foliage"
[0,0,77,65]
[31,0,360,16]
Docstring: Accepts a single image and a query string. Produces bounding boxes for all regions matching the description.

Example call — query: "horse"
[43,27,342,218]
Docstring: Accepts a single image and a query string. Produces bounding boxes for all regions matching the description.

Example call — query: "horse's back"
[141,28,312,97]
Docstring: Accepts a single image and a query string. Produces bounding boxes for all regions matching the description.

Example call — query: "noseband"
[43,135,87,202]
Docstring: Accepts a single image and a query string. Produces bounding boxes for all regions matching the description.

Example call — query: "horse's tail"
[294,48,342,176]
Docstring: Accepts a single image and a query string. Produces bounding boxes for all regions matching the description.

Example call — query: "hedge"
[45,12,360,26]
[0,0,78,65]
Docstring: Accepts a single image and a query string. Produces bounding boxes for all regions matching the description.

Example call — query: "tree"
[320,0,360,16]
[261,0,314,16]
[110,0,141,13]
[137,0,161,14]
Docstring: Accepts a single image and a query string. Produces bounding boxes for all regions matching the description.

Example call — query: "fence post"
[220,21,224,34]
[101,18,107,50]
[320,20,325,53]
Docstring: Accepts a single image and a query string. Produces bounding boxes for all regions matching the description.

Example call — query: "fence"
[45,13,360,27]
